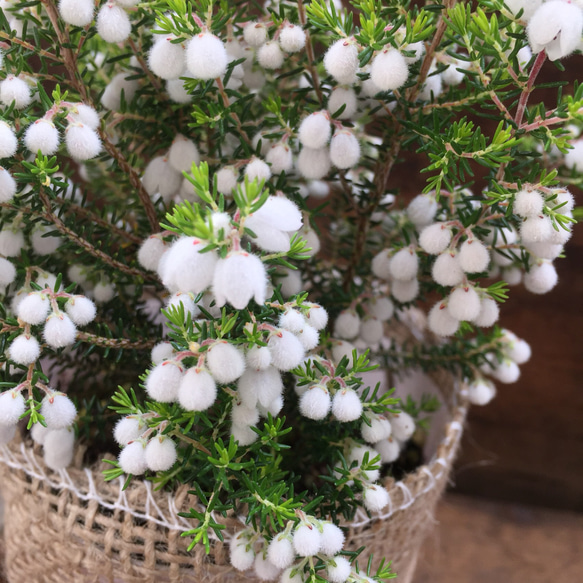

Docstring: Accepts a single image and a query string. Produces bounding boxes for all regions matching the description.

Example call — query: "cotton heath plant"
[0,0,580,581]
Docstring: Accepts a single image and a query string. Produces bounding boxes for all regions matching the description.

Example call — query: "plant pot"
[0,372,466,583]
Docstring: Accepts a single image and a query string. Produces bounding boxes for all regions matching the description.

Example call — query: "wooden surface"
[414,493,583,583]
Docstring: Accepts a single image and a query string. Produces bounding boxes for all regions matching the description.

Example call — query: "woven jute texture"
[0,367,466,583]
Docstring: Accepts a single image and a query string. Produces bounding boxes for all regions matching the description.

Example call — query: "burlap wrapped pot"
[0,368,466,583]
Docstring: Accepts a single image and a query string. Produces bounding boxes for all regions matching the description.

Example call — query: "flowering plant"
[0,0,580,581]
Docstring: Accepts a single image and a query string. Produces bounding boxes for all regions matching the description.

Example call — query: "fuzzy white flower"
[419,222,452,255]
[319,522,345,556]
[0,389,25,425]
[493,359,520,384]
[297,325,320,351]
[114,416,146,446]
[148,36,185,80]
[407,193,438,227]
[279,309,306,333]
[8,334,40,365]
[43,313,77,348]
[0,167,17,203]
[431,252,464,287]
[245,157,272,182]
[391,411,415,441]
[230,531,255,571]
[334,310,361,340]
[293,524,322,557]
[44,428,75,471]
[520,215,553,244]
[372,250,391,279]
[166,78,191,104]
[138,235,167,272]
[327,556,352,583]
[178,367,218,411]
[363,483,390,512]
[118,440,148,475]
[96,2,131,43]
[151,342,174,365]
[58,0,94,26]
[331,340,356,364]
[244,22,268,47]
[279,24,306,53]
[514,189,544,217]
[268,330,305,371]
[0,122,17,158]
[215,166,238,195]
[348,445,380,481]
[523,260,558,294]
[237,367,283,409]
[254,552,281,581]
[564,141,583,170]
[0,227,24,257]
[101,72,139,110]
[0,423,16,445]
[65,123,101,160]
[266,143,293,174]
[258,41,285,69]
[298,112,331,149]
[246,346,272,371]
[299,384,331,420]
[297,147,331,180]
[167,135,200,174]
[527,1,583,61]
[25,119,60,156]
[305,304,328,330]
[213,250,267,310]
[472,296,500,327]
[142,156,182,201]
[375,438,400,463]
[361,415,392,444]
[459,239,490,273]
[145,360,183,403]
[71,103,100,130]
[65,296,96,326]
[359,317,383,344]
[41,392,77,429]
[370,49,409,92]
[447,286,481,321]
[324,39,359,85]
[389,247,418,281]
[428,301,459,337]
[31,225,61,256]
[331,388,363,422]
[0,75,32,109]
[186,33,228,80]
[506,0,543,21]
[93,281,115,303]
[467,379,497,406]
[442,59,466,86]
[267,535,295,570]
[330,130,360,169]
[17,292,50,325]
[206,342,246,384]
[328,87,357,120]
[145,435,177,472]
[231,399,260,428]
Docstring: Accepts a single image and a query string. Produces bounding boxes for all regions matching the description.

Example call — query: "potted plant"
[0,0,579,581]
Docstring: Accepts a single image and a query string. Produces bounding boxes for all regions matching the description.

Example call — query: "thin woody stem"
[297,0,324,106]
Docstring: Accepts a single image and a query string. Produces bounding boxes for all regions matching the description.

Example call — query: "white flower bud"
[506,0,543,21]
[246,346,272,371]
[432,252,464,287]
[151,342,174,365]
[417,69,443,102]
[168,134,200,173]
[0,121,17,158]
[237,367,283,409]
[279,24,306,53]
[72,104,100,130]
[361,415,392,444]
[31,225,61,256]
[37,271,58,291]
[138,235,167,271]
[367,297,393,322]
[8,334,40,365]
[41,392,76,429]
[148,36,185,80]
[527,1,583,61]
[328,86,357,120]
[31,421,49,445]
[327,556,352,583]
[419,222,452,254]
[391,411,415,441]
[145,435,177,472]
[348,444,380,481]
[44,428,75,471]
[213,250,267,310]
[145,360,183,403]
[370,48,409,92]
[65,296,96,326]
[216,166,238,195]
[43,313,77,348]
[0,75,32,109]
[389,247,418,281]
[502,266,523,286]
[279,309,305,333]
[293,524,322,557]
[166,292,199,320]
[0,389,25,425]
[24,119,60,156]
[231,422,258,446]
[363,483,390,512]
[231,399,260,428]
[319,522,345,556]
[178,367,217,411]
[267,535,295,570]
[442,59,466,86]
[525,241,563,261]
[162,237,218,295]
[472,296,500,327]
[324,38,359,84]
[255,552,281,581]
[428,301,459,337]
[359,317,383,344]
[253,195,303,232]
[514,189,544,217]
[280,567,304,583]
[299,384,331,420]
[166,78,191,104]
[552,188,575,213]
[331,388,363,422]
[58,0,94,26]
[297,147,331,180]
[297,325,320,351]
[0,228,24,257]
[459,239,490,273]
[331,340,355,364]
[407,193,438,227]
[206,342,246,384]
[143,156,182,200]
[246,157,272,182]
[17,292,50,325]
[375,438,400,463]
[0,167,17,203]
[93,281,115,303]
[258,41,284,69]
[118,439,148,475]
[268,330,305,371]
[65,123,101,160]
[391,278,419,303]
[298,112,331,149]
[230,531,255,571]
[101,72,139,110]
[334,310,360,340]
[96,2,131,43]
[244,22,268,47]
[0,423,16,445]
[493,359,520,384]
[520,215,553,244]
[467,379,497,406]
[114,416,146,445]
[447,286,481,321]
[330,130,360,169]
[266,143,293,174]
[186,33,228,80]
[523,260,558,294]
[304,304,328,331]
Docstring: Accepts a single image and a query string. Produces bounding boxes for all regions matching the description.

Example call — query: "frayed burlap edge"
[0,368,466,583]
